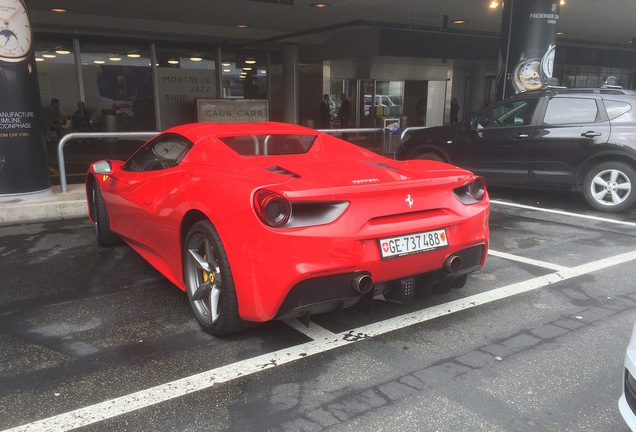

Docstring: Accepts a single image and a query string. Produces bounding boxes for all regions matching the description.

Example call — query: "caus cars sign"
[196,99,269,123]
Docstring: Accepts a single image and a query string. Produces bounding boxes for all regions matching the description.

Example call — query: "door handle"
[511,133,529,139]
[581,131,602,137]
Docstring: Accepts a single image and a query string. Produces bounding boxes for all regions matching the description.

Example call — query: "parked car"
[364,94,398,117]
[396,87,636,212]
[86,122,489,335]
[620,321,636,431]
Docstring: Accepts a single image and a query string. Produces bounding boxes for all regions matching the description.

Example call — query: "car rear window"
[220,134,316,156]
[603,100,632,120]
[543,98,600,125]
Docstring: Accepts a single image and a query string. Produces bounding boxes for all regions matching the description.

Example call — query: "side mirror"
[92,160,112,174]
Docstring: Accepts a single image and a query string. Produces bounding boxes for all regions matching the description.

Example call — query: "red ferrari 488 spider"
[86,122,489,335]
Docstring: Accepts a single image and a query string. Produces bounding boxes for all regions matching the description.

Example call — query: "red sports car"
[86,122,489,335]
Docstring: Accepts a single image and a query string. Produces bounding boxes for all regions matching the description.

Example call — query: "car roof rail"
[544,77,566,89]
[601,75,623,89]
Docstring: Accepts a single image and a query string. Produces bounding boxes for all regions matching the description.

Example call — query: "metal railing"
[57,131,159,193]
[56,127,401,193]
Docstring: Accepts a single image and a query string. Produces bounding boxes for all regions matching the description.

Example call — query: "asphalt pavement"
[1,184,636,432]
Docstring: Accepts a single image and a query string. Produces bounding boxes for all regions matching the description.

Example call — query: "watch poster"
[0,0,51,198]
[495,0,560,100]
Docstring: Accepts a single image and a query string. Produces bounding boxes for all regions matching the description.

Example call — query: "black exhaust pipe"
[351,274,373,294]
[443,255,462,274]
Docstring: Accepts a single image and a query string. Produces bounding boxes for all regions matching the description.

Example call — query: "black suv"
[396,87,636,212]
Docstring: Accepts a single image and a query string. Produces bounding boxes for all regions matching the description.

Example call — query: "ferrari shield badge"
[405,194,413,208]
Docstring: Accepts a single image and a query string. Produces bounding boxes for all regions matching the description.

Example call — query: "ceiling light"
[50,8,67,13]
[109,57,122,61]
[222,62,231,66]
[94,60,105,64]
[489,1,499,9]
[245,59,256,64]
[127,53,141,58]
[42,53,56,58]
[311,3,329,8]
[168,59,179,65]
[55,49,70,55]
[243,67,253,71]
[35,58,44,62]
[190,57,203,62]
[560,0,565,5]
[223,69,231,73]
[452,19,467,24]
[235,24,249,29]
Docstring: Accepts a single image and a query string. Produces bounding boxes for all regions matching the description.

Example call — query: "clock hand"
[3,7,21,24]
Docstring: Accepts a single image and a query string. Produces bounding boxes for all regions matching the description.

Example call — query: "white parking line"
[488,249,569,272]
[5,249,636,432]
[490,200,636,228]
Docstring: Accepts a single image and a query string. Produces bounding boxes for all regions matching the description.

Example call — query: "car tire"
[92,183,119,246]
[183,220,249,336]
[583,161,636,212]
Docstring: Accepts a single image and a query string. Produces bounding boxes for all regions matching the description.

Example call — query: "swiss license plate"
[378,229,448,259]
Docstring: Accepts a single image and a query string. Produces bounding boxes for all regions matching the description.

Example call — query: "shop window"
[220,50,267,100]
[79,43,154,132]
[34,39,80,121]
[155,46,217,129]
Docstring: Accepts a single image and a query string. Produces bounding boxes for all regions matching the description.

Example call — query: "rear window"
[543,98,599,125]
[220,134,316,156]
[603,100,632,120]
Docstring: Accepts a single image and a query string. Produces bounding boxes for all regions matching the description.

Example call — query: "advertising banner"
[0,0,51,197]
[196,99,269,123]
[496,0,560,100]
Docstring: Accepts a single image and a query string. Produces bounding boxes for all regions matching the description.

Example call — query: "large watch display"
[0,0,31,62]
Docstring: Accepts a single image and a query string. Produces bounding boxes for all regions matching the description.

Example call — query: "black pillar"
[496,0,560,100]
[0,0,51,200]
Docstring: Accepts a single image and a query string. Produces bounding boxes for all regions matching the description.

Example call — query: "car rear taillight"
[453,176,487,205]
[470,177,486,201]
[254,190,291,227]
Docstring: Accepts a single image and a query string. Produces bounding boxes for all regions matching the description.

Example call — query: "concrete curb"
[0,184,87,226]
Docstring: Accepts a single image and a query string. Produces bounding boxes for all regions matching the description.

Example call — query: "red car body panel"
[87,122,489,322]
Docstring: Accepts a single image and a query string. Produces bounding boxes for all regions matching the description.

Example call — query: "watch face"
[0,0,31,62]
[512,58,542,93]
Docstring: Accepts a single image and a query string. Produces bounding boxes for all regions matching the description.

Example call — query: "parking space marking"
[490,200,636,228]
[488,249,569,271]
[6,249,636,432]
[285,318,336,340]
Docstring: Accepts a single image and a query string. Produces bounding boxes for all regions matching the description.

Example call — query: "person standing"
[450,97,460,124]
[319,94,331,129]
[72,101,92,131]
[44,98,65,139]
[415,97,426,126]
[338,93,351,128]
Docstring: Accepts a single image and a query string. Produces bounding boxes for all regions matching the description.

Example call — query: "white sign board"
[196,99,269,123]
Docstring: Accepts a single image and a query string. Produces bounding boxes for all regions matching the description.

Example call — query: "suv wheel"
[583,161,636,212]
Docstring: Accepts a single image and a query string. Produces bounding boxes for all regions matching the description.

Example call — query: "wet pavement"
[1,186,635,431]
